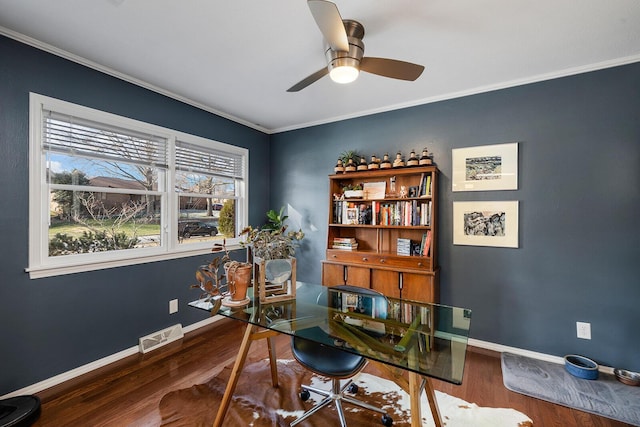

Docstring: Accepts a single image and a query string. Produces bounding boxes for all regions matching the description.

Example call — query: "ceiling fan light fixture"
[287,3,423,92]
[330,65,359,84]
[328,56,360,84]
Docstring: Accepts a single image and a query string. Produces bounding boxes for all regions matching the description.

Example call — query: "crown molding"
[0,26,270,134]
[3,26,639,135]
[272,54,640,133]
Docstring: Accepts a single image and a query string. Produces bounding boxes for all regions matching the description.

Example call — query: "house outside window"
[28,93,248,278]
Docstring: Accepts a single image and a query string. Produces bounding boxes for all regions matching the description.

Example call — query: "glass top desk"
[189,282,471,427]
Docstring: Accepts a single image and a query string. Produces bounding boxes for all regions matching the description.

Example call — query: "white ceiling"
[1,0,639,133]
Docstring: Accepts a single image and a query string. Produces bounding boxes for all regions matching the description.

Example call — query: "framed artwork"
[363,181,386,200]
[453,201,519,248]
[345,207,359,224]
[452,142,518,191]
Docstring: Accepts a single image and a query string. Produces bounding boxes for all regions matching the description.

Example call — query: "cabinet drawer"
[326,250,369,264]
[326,249,431,270]
[379,255,432,270]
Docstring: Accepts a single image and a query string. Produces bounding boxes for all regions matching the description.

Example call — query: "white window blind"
[43,110,168,169]
[175,140,243,179]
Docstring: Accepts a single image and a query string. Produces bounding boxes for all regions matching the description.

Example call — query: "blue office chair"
[290,285,393,427]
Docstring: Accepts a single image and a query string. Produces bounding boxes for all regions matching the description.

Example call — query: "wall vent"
[138,324,183,354]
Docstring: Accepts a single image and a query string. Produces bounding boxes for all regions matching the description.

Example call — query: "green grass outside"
[49,220,161,239]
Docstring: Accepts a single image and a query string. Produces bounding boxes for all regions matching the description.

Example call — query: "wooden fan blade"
[360,57,425,81]
[287,67,329,92]
[307,0,349,52]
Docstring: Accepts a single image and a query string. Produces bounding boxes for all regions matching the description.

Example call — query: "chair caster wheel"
[299,389,311,401]
[347,383,359,394]
[381,414,393,426]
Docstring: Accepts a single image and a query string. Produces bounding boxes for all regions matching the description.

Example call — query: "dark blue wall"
[0,35,270,395]
[270,63,640,372]
[2,32,639,395]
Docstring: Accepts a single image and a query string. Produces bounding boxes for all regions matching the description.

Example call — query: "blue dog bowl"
[564,354,599,380]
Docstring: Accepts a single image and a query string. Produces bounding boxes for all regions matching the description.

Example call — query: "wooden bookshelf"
[322,166,439,303]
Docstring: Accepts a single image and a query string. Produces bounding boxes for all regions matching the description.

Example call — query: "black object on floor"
[0,395,41,427]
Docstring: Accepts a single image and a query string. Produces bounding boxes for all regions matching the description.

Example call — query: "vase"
[264,258,293,285]
[225,262,252,303]
[254,257,296,303]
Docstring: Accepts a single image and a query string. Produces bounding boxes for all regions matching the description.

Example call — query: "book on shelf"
[332,243,359,250]
[333,200,344,224]
[418,173,432,198]
[419,200,431,226]
[425,174,431,197]
[371,201,378,225]
[419,231,432,256]
[333,237,357,244]
[397,238,411,256]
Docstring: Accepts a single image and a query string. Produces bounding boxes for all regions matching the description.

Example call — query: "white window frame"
[28,93,249,279]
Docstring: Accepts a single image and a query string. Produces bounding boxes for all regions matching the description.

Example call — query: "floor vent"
[138,324,184,354]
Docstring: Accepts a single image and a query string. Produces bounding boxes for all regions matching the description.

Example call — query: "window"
[28,93,248,278]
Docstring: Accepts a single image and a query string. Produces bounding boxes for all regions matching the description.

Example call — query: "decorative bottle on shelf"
[368,154,379,169]
[393,152,405,168]
[357,156,368,171]
[419,148,433,165]
[380,153,392,169]
[344,158,357,172]
[334,158,345,173]
[406,149,419,167]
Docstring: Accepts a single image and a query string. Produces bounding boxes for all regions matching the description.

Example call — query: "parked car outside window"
[179,221,218,238]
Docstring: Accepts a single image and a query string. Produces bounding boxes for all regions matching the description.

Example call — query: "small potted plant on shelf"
[240,207,304,302]
[190,240,252,310]
[342,183,364,199]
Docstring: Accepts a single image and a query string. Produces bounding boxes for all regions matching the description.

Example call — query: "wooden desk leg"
[408,372,423,427]
[266,335,278,388]
[423,376,443,427]
[408,372,443,427]
[213,323,255,427]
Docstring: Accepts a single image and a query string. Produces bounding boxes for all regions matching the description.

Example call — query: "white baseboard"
[468,338,565,364]
[468,337,615,374]
[1,315,222,399]
[2,319,612,399]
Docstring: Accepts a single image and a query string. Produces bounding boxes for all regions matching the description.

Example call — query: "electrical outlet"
[576,321,591,339]
[169,299,178,314]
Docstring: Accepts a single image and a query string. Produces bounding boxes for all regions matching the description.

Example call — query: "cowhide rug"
[159,359,533,426]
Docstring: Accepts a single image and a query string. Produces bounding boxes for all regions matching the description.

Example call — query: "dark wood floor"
[32,317,630,426]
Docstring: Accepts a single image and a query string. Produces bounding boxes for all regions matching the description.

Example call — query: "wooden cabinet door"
[401,272,435,303]
[322,263,346,286]
[345,265,370,288]
[322,263,370,288]
[371,269,401,298]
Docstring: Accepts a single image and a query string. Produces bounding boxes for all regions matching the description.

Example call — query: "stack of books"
[332,237,358,250]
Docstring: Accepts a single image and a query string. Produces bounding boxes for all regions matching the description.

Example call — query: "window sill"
[26,243,246,279]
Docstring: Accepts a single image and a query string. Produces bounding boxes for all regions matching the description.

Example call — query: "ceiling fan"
[287,0,425,92]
